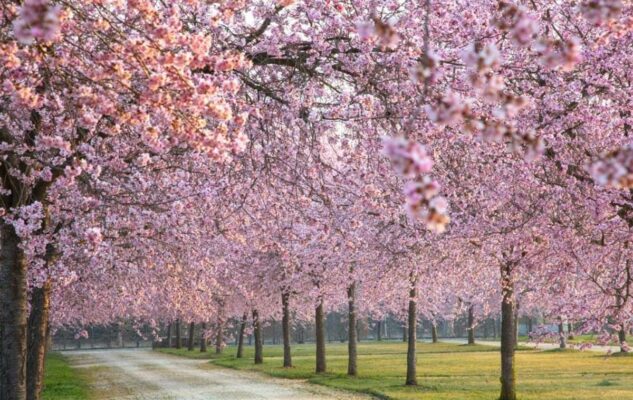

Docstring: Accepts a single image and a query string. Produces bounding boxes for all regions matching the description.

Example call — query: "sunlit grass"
[42,353,90,400]
[159,340,633,399]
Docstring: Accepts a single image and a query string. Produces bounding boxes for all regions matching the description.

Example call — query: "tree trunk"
[187,322,195,351]
[253,310,263,364]
[281,291,292,368]
[467,305,475,345]
[236,313,247,358]
[347,281,357,376]
[618,325,628,353]
[527,318,533,335]
[567,322,574,340]
[513,303,520,350]
[402,323,407,342]
[405,280,417,386]
[215,320,223,354]
[558,319,567,349]
[199,322,207,353]
[26,280,51,400]
[315,300,326,373]
[431,323,438,343]
[500,262,517,400]
[0,222,28,400]
[175,319,181,349]
[166,323,172,348]
[116,324,123,348]
[376,320,382,341]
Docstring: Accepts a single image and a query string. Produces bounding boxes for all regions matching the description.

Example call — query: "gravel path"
[65,349,371,400]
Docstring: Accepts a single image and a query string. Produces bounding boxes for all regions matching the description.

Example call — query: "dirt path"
[65,349,372,400]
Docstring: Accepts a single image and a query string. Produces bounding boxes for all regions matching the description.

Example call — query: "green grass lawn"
[42,353,90,400]
[159,341,633,400]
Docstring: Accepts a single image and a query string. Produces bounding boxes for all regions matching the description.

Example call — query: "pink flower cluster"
[12,0,61,44]
[492,1,538,45]
[589,143,633,189]
[383,137,450,233]
[535,37,583,72]
[580,0,623,26]
[357,17,400,50]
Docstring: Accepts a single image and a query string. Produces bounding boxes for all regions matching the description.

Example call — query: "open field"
[159,341,633,400]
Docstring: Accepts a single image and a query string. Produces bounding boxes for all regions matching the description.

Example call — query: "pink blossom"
[12,0,61,44]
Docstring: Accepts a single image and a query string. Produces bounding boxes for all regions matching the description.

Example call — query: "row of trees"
[1,1,632,400]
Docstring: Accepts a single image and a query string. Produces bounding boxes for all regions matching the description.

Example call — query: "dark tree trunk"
[199,322,207,353]
[467,305,475,345]
[405,280,417,386]
[315,300,326,373]
[347,281,357,376]
[117,324,123,348]
[281,291,292,368]
[0,222,28,400]
[513,303,520,350]
[26,280,51,400]
[175,319,181,349]
[618,325,628,353]
[500,262,517,400]
[431,323,438,343]
[166,323,172,348]
[402,323,407,342]
[527,317,533,335]
[215,320,223,354]
[236,313,247,358]
[558,319,567,349]
[27,221,58,400]
[376,320,382,341]
[567,322,574,340]
[253,310,263,364]
[187,322,195,351]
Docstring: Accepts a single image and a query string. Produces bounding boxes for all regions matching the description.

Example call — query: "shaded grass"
[159,341,633,400]
[42,353,89,400]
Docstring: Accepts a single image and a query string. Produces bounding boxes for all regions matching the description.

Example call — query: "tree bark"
[567,322,574,340]
[253,310,263,364]
[116,324,123,348]
[187,322,195,351]
[26,280,51,400]
[281,291,292,367]
[402,323,407,342]
[347,281,357,376]
[215,320,223,354]
[618,325,628,353]
[558,319,567,349]
[513,302,520,350]
[431,323,438,343]
[175,319,182,349]
[199,322,207,353]
[166,323,172,348]
[315,300,326,373]
[467,305,475,345]
[376,320,382,341]
[405,278,417,386]
[0,222,28,400]
[500,262,517,400]
[236,313,247,358]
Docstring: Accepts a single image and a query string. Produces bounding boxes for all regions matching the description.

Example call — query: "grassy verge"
[158,341,633,400]
[42,353,90,400]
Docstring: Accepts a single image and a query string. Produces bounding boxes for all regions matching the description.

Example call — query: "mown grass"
[159,341,633,400]
[42,353,90,400]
